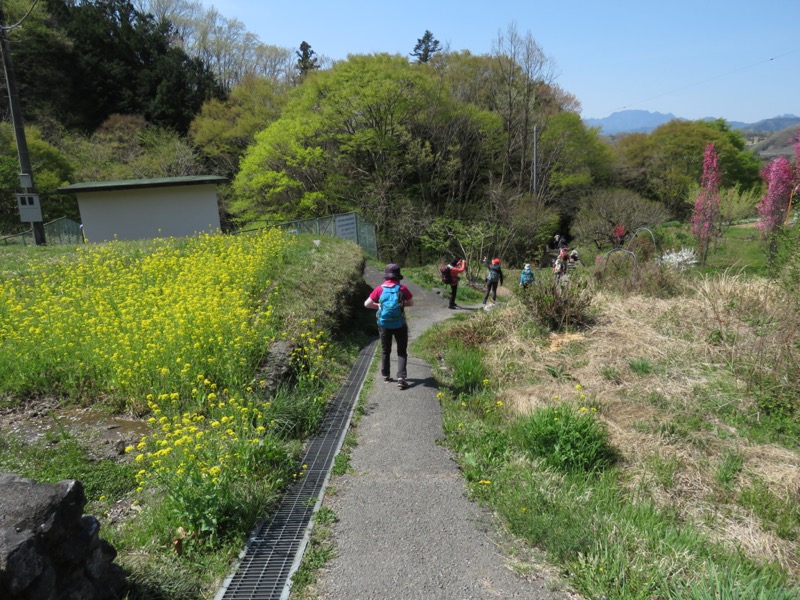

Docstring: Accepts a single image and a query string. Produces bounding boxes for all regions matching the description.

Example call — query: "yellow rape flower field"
[0,230,368,599]
[0,228,288,405]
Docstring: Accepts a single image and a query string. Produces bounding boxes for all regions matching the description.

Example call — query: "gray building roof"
[59,175,227,194]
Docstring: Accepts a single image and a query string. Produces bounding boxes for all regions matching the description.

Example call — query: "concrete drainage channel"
[215,338,377,600]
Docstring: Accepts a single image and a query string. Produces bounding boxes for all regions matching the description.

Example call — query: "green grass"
[654,222,769,276]
[0,244,84,278]
[704,226,769,275]
[289,507,337,598]
[415,316,800,600]
[628,357,658,376]
[0,430,137,501]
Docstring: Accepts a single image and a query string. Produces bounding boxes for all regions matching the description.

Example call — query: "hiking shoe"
[397,378,408,390]
[383,376,393,383]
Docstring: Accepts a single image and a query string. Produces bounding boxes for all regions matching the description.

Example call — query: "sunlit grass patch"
[510,402,618,473]
[416,266,800,599]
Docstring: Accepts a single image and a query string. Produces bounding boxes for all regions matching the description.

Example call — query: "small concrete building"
[59,175,226,242]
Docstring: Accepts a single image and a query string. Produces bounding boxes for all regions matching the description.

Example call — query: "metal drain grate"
[216,338,377,600]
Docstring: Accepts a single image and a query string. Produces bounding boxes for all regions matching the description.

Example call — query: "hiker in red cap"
[482,257,504,304]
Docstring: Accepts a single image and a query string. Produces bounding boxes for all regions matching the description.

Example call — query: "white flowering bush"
[657,247,698,271]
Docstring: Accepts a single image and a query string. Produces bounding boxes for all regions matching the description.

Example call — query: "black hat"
[384,263,403,280]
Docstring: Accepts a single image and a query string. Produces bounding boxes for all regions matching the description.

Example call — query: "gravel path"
[311,265,576,600]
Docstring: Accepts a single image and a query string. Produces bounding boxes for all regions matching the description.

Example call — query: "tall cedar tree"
[411,30,441,63]
[295,41,319,79]
[21,0,224,133]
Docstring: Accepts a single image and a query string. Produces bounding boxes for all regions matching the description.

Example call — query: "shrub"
[628,233,658,261]
[511,403,618,473]
[516,275,595,331]
[634,262,686,298]
[594,250,685,298]
[593,249,638,290]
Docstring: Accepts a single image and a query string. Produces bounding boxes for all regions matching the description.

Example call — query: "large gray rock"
[0,473,124,599]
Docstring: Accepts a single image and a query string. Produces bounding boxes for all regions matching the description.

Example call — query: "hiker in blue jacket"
[482,257,504,304]
[364,263,414,389]
[519,263,535,289]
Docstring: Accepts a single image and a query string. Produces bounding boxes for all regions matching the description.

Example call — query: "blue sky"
[203,0,799,123]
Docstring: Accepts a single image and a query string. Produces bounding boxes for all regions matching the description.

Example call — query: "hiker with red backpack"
[440,257,466,309]
[364,263,415,389]
[553,246,569,280]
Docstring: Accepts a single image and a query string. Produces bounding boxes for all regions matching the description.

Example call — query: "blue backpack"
[520,268,534,284]
[377,284,405,328]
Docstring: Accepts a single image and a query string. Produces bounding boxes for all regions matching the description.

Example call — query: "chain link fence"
[240,212,378,259]
[0,217,84,246]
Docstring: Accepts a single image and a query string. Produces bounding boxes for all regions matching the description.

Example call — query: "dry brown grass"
[481,275,800,576]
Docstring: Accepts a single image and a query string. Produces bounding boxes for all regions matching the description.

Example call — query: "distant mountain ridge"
[584,110,800,135]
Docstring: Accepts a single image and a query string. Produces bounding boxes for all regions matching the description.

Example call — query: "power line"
[1,0,40,31]
[611,49,798,113]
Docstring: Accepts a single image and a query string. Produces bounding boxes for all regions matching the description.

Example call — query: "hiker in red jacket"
[446,257,466,309]
[365,263,414,389]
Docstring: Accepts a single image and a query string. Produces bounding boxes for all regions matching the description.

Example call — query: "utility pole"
[532,125,538,195]
[0,5,45,245]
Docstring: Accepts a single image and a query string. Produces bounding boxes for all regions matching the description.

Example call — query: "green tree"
[613,119,760,219]
[189,75,288,176]
[233,54,502,256]
[0,124,74,233]
[24,0,222,132]
[2,0,73,125]
[411,30,441,63]
[295,41,318,80]
[59,114,205,182]
[538,112,614,207]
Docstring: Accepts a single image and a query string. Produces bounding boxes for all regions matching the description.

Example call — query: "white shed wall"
[77,184,221,242]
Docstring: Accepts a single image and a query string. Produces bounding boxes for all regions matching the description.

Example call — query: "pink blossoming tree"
[691,143,721,266]
[755,132,797,262]
[756,157,793,235]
